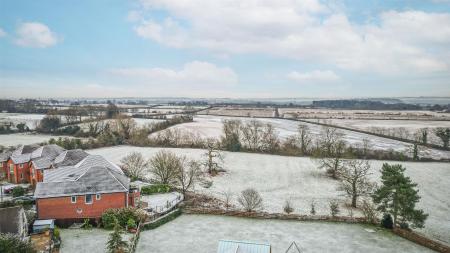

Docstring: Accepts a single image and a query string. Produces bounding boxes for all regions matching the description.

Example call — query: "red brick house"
[6,144,64,185]
[34,155,139,222]
[0,152,11,179]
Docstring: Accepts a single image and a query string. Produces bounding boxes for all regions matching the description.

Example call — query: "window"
[85,194,93,204]
[20,173,23,179]
[19,164,23,169]
[96,194,101,200]
[9,164,14,174]
[71,196,77,203]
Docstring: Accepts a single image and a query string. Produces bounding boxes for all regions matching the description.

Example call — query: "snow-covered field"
[60,228,132,253]
[137,214,432,253]
[278,108,450,120]
[0,133,73,147]
[75,118,165,130]
[200,107,275,117]
[90,146,450,244]
[153,115,450,160]
[0,113,46,129]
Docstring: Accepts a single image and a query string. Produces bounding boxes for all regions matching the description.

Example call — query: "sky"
[0,0,450,99]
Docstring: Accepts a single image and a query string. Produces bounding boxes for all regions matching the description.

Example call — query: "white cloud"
[109,61,238,87]
[0,28,6,37]
[15,22,59,48]
[131,0,450,74]
[288,70,340,83]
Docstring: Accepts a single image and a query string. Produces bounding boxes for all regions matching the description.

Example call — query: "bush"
[102,208,145,229]
[127,218,136,229]
[0,233,36,253]
[12,187,25,197]
[82,218,92,230]
[238,188,263,212]
[142,209,182,230]
[329,200,340,217]
[283,200,294,214]
[381,213,394,229]
[141,184,171,195]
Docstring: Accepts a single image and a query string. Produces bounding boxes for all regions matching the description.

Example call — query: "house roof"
[0,151,11,162]
[35,165,129,198]
[52,149,89,168]
[0,206,24,234]
[32,157,53,170]
[217,240,271,253]
[10,144,64,165]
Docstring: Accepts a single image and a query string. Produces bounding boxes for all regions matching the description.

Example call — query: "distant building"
[0,206,28,239]
[217,240,272,253]
[34,155,139,223]
[0,151,11,179]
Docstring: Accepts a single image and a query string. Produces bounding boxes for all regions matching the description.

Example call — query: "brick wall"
[6,159,31,184]
[37,192,127,220]
[0,161,7,179]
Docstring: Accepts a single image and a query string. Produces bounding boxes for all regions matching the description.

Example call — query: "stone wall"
[393,228,450,253]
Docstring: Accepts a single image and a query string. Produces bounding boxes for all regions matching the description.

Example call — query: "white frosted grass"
[0,113,46,130]
[89,146,450,244]
[154,115,450,160]
[60,228,132,253]
[0,133,73,147]
[136,214,433,253]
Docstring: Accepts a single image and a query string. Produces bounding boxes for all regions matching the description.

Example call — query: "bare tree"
[120,152,148,181]
[114,115,136,140]
[203,138,224,175]
[221,119,242,151]
[259,123,280,153]
[222,190,234,211]
[238,188,263,212]
[240,120,263,151]
[339,159,375,208]
[297,124,312,154]
[148,150,180,185]
[434,127,450,149]
[175,158,203,198]
[316,126,347,179]
[360,199,378,224]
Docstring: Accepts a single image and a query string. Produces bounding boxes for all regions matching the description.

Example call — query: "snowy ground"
[74,118,165,130]
[0,113,46,130]
[136,214,433,253]
[153,115,450,160]
[90,146,450,244]
[60,228,132,253]
[141,192,183,214]
[0,133,74,147]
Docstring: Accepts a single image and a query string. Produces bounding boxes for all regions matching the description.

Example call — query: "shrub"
[140,184,171,195]
[283,200,294,214]
[0,233,36,253]
[12,187,25,197]
[53,226,60,239]
[381,213,393,229]
[127,218,136,229]
[102,207,145,229]
[82,218,92,230]
[142,209,182,230]
[238,188,263,212]
[310,200,316,215]
[329,200,340,217]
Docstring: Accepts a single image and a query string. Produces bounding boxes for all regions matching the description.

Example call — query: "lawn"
[136,214,433,253]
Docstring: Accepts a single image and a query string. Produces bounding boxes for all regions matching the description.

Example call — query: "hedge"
[141,184,171,195]
[142,209,182,230]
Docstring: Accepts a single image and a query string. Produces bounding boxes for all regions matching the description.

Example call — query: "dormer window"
[71,196,77,203]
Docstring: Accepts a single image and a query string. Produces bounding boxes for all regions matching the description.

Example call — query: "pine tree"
[106,220,128,253]
[372,163,428,228]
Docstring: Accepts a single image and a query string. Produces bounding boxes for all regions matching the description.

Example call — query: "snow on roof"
[217,240,271,253]
[32,157,53,170]
[53,149,89,168]
[35,165,129,198]
[0,151,11,162]
[10,144,64,165]
[33,219,54,226]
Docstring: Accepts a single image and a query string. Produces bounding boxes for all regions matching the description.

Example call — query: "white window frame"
[19,164,24,169]
[71,196,77,203]
[96,194,101,200]
[85,194,93,204]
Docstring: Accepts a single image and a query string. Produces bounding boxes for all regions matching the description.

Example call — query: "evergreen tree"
[106,220,128,253]
[372,163,428,228]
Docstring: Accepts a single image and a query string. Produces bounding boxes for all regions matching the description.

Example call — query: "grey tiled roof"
[12,144,40,157]
[53,149,89,168]
[32,157,53,170]
[0,151,11,162]
[11,153,32,164]
[31,144,65,160]
[35,165,129,198]
[10,144,64,165]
